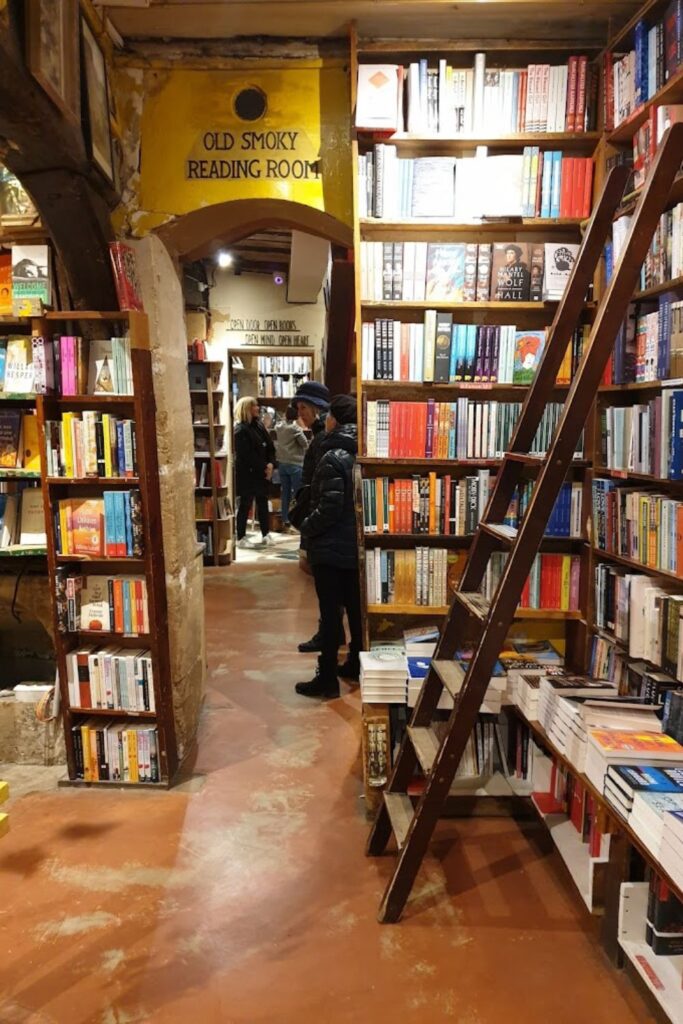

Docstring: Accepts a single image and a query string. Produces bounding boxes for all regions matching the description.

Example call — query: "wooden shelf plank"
[367,603,581,619]
[360,217,584,238]
[67,707,156,718]
[46,476,140,486]
[362,380,570,394]
[633,274,683,301]
[357,132,602,155]
[592,546,683,582]
[361,299,559,311]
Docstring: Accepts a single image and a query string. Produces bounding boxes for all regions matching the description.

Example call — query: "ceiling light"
[217,251,233,268]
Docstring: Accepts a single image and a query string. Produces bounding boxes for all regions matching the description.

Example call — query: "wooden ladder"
[367,122,683,924]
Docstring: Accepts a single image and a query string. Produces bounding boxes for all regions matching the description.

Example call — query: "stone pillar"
[131,235,205,763]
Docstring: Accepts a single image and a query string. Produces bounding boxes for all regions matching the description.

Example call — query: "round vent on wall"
[234,87,267,122]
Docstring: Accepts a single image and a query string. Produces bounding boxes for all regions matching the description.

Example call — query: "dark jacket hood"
[318,423,358,458]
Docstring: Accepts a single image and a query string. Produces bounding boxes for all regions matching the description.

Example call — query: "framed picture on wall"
[80,17,115,186]
[25,0,80,124]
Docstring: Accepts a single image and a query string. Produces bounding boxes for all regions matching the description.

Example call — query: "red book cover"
[582,158,594,218]
[521,572,530,607]
[518,71,527,133]
[565,57,578,132]
[573,159,586,219]
[109,242,143,312]
[400,325,410,381]
[134,579,144,632]
[576,56,588,132]
[388,402,398,459]
[570,779,584,832]
[559,157,574,217]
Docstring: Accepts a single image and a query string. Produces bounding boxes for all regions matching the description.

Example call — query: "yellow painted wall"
[115,62,352,236]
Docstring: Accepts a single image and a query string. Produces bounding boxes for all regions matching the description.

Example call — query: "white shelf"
[618,882,683,1024]
[531,797,609,912]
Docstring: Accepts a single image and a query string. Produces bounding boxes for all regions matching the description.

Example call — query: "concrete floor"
[0,553,657,1023]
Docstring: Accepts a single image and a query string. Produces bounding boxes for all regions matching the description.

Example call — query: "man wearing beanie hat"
[296,394,361,698]
[291,379,344,655]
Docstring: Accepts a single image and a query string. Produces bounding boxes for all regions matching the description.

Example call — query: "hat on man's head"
[330,394,357,425]
[293,380,330,410]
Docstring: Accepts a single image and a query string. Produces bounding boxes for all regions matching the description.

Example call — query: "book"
[543,243,580,300]
[0,411,21,467]
[21,413,40,472]
[0,253,11,315]
[0,494,18,547]
[11,244,51,315]
[80,576,113,632]
[512,330,546,385]
[425,244,466,301]
[18,488,46,546]
[356,65,403,132]
[87,339,117,394]
[490,243,532,301]
[4,336,34,394]
[70,498,105,557]
[109,242,143,312]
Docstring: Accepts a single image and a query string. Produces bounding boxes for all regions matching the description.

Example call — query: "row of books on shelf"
[361,318,586,385]
[361,473,582,538]
[191,399,221,426]
[194,494,230,520]
[603,295,683,385]
[256,356,312,374]
[611,201,683,294]
[356,54,593,135]
[606,9,683,130]
[258,374,310,399]
[71,721,159,784]
[633,104,683,188]
[599,392,683,479]
[0,410,39,470]
[195,460,226,488]
[360,241,578,304]
[65,644,155,713]
[53,492,143,558]
[592,479,683,577]
[0,486,45,548]
[358,147,593,221]
[43,412,137,480]
[644,871,683,956]
[55,570,149,636]
[364,399,582,461]
[0,334,133,397]
[366,547,581,611]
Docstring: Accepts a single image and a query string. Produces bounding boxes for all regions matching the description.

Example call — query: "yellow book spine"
[81,725,92,782]
[62,412,74,478]
[58,501,69,555]
[128,580,138,633]
[127,729,139,783]
[102,414,112,478]
[560,556,571,610]
[90,730,99,781]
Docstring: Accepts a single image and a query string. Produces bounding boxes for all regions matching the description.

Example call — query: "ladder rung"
[504,452,545,465]
[455,591,490,621]
[480,523,518,546]
[407,725,441,773]
[383,792,414,849]
[433,659,466,696]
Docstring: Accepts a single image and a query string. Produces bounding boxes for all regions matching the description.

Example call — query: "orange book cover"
[589,729,683,755]
[388,481,395,534]
[71,498,104,557]
[113,578,124,632]
[127,729,139,783]
[0,253,11,315]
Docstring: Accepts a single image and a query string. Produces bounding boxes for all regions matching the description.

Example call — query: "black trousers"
[312,563,363,678]
[236,492,269,539]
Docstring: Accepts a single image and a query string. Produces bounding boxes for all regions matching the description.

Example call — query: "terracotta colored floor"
[0,555,657,1023]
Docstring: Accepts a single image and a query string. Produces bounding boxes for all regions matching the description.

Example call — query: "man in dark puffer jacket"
[295,395,361,699]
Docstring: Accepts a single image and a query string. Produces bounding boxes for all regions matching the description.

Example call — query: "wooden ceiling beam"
[0,7,117,310]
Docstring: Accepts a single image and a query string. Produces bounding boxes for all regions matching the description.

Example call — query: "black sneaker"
[295,672,340,699]
[337,658,360,682]
[298,632,322,653]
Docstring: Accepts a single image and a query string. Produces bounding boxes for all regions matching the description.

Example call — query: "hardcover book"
[425,244,466,302]
[18,489,46,546]
[490,243,532,301]
[543,243,580,300]
[4,336,34,394]
[80,576,112,631]
[512,330,546,385]
[109,242,143,312]
[11,244,51,315]
[0,410,21,467]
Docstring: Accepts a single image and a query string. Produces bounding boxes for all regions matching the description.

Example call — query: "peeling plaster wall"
[131,235,205,761]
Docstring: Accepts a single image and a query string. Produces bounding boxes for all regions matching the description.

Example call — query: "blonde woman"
[233,396,276,548]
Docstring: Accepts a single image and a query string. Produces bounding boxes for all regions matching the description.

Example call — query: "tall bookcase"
[189,359,231,566]
[35,311,179,786]
[351,35,598,660]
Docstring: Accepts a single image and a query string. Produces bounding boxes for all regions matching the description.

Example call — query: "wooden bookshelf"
[188,359,231,567]
[34,310,179,787]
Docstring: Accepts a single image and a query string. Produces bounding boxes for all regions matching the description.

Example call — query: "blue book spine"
[540,152,553,219]
[449,402,457,459]
[549,152,562,218]
[113,491,126,556]
[122,580,132,633]
[116,421,125,477]
[659,292,673,380]
[466,324,477,380]
[635,20,647,105]
[123,490,133,557]
[670,390,683,480]
[419,59,428,125]
[103,491,114,556]
[449,325,459,382]
[604,241,613,284]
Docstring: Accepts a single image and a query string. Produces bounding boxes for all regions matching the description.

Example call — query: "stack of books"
[359,649,407,704]
[585,728,683,793]
[604,763,683,820]
[661,810,683,894]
